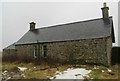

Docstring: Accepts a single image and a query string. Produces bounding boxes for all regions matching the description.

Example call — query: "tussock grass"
[88,64,119,79]
[2,62,119,79]
[2,62,18,72]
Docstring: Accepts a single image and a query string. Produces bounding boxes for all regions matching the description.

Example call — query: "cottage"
[3,3,115,66]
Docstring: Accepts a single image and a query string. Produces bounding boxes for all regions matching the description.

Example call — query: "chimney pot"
[103,2,107,7]
[30,22,36,31]
[101,2,109,19]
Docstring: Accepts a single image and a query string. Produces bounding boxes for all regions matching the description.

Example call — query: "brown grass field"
[2,62,120,80]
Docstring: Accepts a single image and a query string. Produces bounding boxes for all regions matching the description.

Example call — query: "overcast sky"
[1,2,119,51]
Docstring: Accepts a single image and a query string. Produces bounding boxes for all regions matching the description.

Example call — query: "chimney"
[101,2,109,19]
[29,22,36,31]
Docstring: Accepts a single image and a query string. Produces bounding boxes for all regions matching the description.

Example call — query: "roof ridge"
[35,16,112,30]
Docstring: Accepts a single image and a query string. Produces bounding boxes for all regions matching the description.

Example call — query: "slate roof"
[16,17,115,45]
[3,43,15,50]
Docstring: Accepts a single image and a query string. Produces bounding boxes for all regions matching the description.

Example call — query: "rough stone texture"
[46,37,109,65]
[2,49,16,61]
[15,45,34,61]
[14,36,112,66]
[106,37,112,66]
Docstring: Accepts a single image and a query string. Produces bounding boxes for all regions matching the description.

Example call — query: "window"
[33,44,47,58]
[33,46,37,58]
[43,45,47,57]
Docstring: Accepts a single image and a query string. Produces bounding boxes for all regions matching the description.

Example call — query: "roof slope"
[16,17,115,45]
[3,43,15,50]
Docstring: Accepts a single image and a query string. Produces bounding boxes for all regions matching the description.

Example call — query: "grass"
[0,51,2,71]
[2,62,18,72]
[2,62,119,79]
[88,64,119,79]
[89,69,102,79]
[24,66,56,79]
[2,62,70,79]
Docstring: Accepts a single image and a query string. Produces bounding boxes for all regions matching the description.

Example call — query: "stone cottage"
[3,3,115,66]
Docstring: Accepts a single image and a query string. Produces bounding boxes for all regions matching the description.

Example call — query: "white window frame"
[33,46,37,58]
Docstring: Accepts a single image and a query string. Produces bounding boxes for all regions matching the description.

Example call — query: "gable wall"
[106,37,112,65]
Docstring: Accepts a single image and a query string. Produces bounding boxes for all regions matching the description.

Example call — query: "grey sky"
[118,1,120,46]
[0,2,2,51]
[2,2,118,51]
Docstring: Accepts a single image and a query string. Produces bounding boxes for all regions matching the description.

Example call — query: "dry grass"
[2,62,70,79]
[2,62,120,79]
[88,64,119,79]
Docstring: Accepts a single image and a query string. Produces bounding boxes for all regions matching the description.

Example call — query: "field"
[0,51,2,81]
[0,51,2,60]
[2,62,120,80]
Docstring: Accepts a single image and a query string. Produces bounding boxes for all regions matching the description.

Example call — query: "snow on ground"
[50,68,91,79]
[107,69,112,72]
[17,67,27,72]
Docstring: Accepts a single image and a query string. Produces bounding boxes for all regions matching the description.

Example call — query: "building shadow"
[111,47,120,65]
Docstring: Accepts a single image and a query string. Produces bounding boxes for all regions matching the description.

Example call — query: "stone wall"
[46,37,109,65]
[16,44,34,62]
[107,37,112,65]
[3,49,17,61]
[15,36,112,66]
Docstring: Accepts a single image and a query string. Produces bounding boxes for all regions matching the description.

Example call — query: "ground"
[0,51,2,81]
[1,62,119,81]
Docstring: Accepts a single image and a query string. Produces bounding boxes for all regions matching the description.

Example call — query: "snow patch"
[93,65,99,69]
[51,68,91,79]
[18,67,27,72]
[108,69,112,72]
[102,70,105,73]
